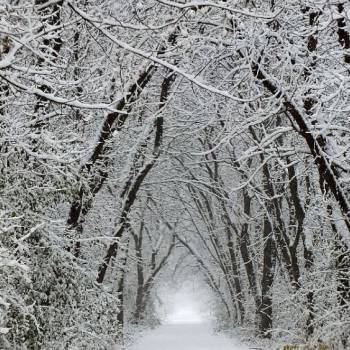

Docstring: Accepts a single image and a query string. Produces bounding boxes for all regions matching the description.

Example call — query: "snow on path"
[127,323,250,350]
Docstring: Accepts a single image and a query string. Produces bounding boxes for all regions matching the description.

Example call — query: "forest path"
[126,322,250,350]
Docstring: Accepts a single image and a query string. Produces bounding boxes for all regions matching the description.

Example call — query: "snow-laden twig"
[68,2,260,103]
[0,73,126,113]
[156,0,282,19]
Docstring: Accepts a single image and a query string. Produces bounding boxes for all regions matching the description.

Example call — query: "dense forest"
[1,0,350,349]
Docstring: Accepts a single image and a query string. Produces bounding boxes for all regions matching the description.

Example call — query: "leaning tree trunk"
[96,71,176,284]
[250,49,350,345]
[66,28,179,257]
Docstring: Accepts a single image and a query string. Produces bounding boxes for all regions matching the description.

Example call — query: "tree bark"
[258,213,276,338]
[326,204,350,347]
[66,27,179,257]
[287,163,315,337]
[133,223,145,323]
[96,71,176,284]
[239,190,260,318]
[249,127,301,288]
[336,3,350,64]
[251,62,350,236]
[33,0,64,122]
[67,64,156,257]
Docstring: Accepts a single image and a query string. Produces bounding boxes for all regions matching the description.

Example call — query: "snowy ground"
[126,322,250,350]
[124,283,252,350]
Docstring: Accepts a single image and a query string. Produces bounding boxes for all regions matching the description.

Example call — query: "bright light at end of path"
[166,305,204,324]
[163,283,210,324]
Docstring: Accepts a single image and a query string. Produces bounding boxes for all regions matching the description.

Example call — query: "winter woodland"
[1,0,350,349]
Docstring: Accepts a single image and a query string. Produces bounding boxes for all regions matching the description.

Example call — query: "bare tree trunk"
[66,29,179,257]
[117,264,127,328]
[251,61,350,235]
[113,237,130,338]
[250,127,301,288]
[225,225,245,324]
[67,64,156,257]
[201,139,246,324]
[96,71,176,284]
[326,204,350,347]
[336,3,350,64]
[287,163,315,337]
[238,190,260,317]
[258,214,276,338]
[33,0,64,123]
[133,223,145,323]
[192,183,245,324]
[132,218,175,323]
[182,158,245,325]
[0,36,10,116]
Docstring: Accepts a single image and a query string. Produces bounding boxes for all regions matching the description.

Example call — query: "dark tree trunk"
[66,30,179,257]
[225,225,245,324]
[117,275,125,327]
[115,238,130,336]
[132,219,175,323]
[327,205,350,347]
[67,64,156,257]
[239,190,260,315]
[34,0,64,122]
[0,37,10,116]
[96,71,176,284]
[258,214,276,338]
[199,185,245,324]
[249,127,301,288]
[133,226,145,323]
[287,163,315,337]
[336,3,350,64]
[251,61,350,236]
